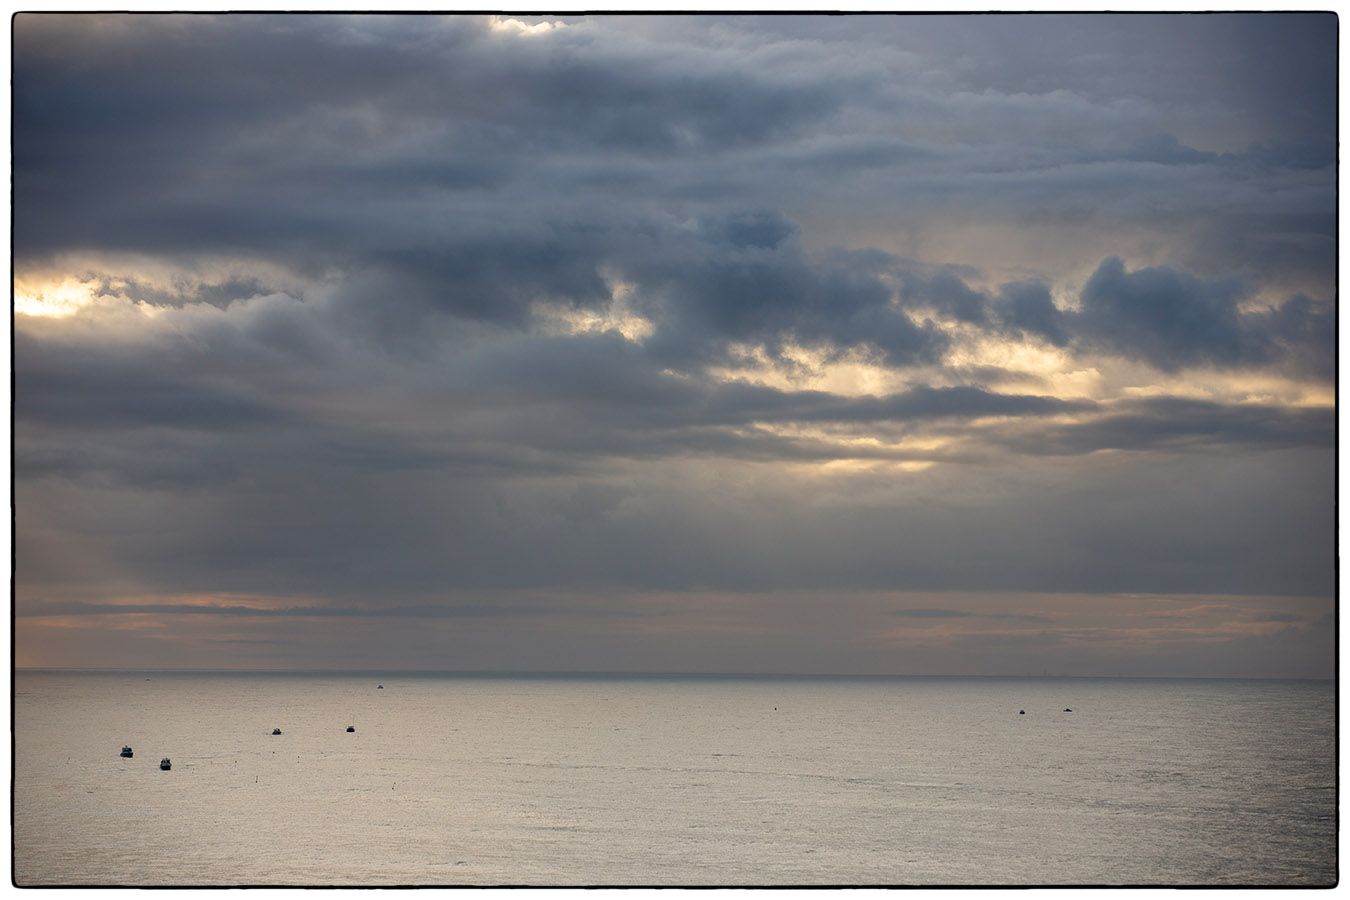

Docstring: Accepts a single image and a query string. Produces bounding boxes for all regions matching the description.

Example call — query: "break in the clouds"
[13,14,1335,676]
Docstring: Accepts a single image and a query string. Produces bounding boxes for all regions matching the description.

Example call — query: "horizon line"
[11,666,1332,682]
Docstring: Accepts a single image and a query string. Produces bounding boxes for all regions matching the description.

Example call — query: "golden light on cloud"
[12,272,183,320]
[533,298,655,343]
[757,421,952,471]
[947,326,1334,410]
[488,16,563,36]
[14,276,101,318]
[1115,369,1334,408]
[817,458,936,474]
[708,343,908,397]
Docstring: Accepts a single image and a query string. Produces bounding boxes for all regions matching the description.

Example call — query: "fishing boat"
[160,758,171,771]
[120,745,133,758]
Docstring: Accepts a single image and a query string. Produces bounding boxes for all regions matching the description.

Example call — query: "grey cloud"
[90,275,272,310]
[892,608,1051,624]
[11,14,1335,675]
[992,397,1333,457]
[892,609,970,618]
[13,14,1335,363]
[21,601,583,619]
[700,383,1091,426]
[16,429,1333,612]
[1075,257,1334,376]
[14,15,842,259]
[1250,612,1302,624]
[624,218,948,368]
[986,612,1054,623]
[16,333,285,431]
[995,281,1069,347]
[16,308,1093,490]
[15,274,1325,506]
[895,256,1328,375]
[1247,293,1336,380]
[899,271,991,325]
[1077,257,1259,370]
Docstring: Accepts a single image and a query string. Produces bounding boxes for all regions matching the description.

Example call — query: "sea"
[12,671,1337,886]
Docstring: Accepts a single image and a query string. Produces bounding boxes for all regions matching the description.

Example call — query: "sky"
[12,13,1337,677]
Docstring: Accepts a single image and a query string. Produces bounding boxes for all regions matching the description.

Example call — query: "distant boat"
[1018,710,1025,715]
[1064,708,1073,713]
[159,758,171,771]
[377,684,384,689]
[272,728,282,735]
[120,745,133,758]
[346,725,356,733]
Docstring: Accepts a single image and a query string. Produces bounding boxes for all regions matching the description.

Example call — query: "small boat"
[1064,708,1073,713]
[346,725,355,733]
[160,758,171,771]
[272,728,282,735]
[377,684,384,689]
[1018,710,1025,715]
[120,745,133,758]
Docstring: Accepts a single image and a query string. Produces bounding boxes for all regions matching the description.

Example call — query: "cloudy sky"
[13,13,1336,676]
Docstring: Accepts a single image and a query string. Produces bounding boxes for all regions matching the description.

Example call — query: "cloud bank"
[13,14,1335,676]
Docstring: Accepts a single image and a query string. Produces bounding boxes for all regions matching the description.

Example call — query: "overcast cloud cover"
[13,13,1335,676]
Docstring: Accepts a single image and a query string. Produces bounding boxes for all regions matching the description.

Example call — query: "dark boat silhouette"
[120,745,133,758]
[159,758,171,771]
[346,725,356,732]
[272,728,282,735]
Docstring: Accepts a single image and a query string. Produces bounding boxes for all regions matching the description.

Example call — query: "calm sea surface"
[13,671,1336,886]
